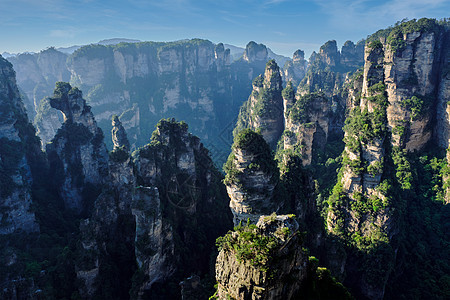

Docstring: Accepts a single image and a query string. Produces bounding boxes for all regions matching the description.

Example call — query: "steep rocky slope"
[234,60,284,148]
[0,55,40,235]
[45,82,108,213]
[224,129,281,225]
[283,49,308,86]
[7,48,70,118]
[76,117,233,298]
[325,18,450,300]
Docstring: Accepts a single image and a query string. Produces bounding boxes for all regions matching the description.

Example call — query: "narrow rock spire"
[111,115,130,151]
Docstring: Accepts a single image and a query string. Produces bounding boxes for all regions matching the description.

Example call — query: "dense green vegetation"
[288,92,326,123]
[367,18,445,52]
[224,129,278,186]
[216,221,279,270]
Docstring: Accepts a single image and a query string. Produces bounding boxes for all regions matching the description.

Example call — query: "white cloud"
[50,29,76,38]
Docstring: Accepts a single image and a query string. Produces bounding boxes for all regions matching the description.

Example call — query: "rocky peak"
[215,214,307,299]
[319,40,339,66]
[224,129,281,225]
[341,40,365,68]
[214,43,231,70]
[46,82,108,212]
[293,49,305,62]
[111,115,130,151]
[283,50,308,86]
[49,82,92,128]
[263,59,283,90]
[243,41,268,63]
[234,60,284,148]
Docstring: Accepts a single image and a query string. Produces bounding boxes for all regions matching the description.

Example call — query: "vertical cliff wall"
[234,60,284,148]
[0,55,40,234]
[46,82,108,213]
[326,18,450,300]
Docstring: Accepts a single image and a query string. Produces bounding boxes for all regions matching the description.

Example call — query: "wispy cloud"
[50,28,77,39]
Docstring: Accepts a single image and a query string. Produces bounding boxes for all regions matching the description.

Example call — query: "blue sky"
[1,0,449,58]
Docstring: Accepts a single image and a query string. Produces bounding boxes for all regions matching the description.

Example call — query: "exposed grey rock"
[111,115,130,150]
[215,214,307,300]
[46,82,108,212]
[0,55,39,234]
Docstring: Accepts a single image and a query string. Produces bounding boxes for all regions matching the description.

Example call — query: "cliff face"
[283,49,308,86]
[326,19,450,300]
[46,82,108,213]
[284,92,330,165]
[130,119,233,297]
[0,55,40,234]
[66,40,236,155]
[215,215,307,300]
[234,60,284,148]
[76,117,233,298]
[7,48,70,118]
[224,129,281,225]
[243,41,268,63]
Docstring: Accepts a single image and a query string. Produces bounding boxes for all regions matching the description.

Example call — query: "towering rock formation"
[326,18,450,300]
[0,55,40,234]
[340,40,365,69]
[243,41,268,63]
[76,119,136,299]
[283,49,308,86]
[46,82,108,213]
[215,215,308,299]
[224,129,281,225]
[130,119,232,298]
[111,115,130,150]
[283,92,330,166]
[234,60,284,148]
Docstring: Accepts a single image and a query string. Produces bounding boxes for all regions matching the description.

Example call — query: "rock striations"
[234,60,284,148]
[224,129,281,225]
[283,49,308,86]
[215,215,307,300]
[326,19,450,300]
[76,117,232,298]
[0,55,40,234]
[46,82,109,213]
